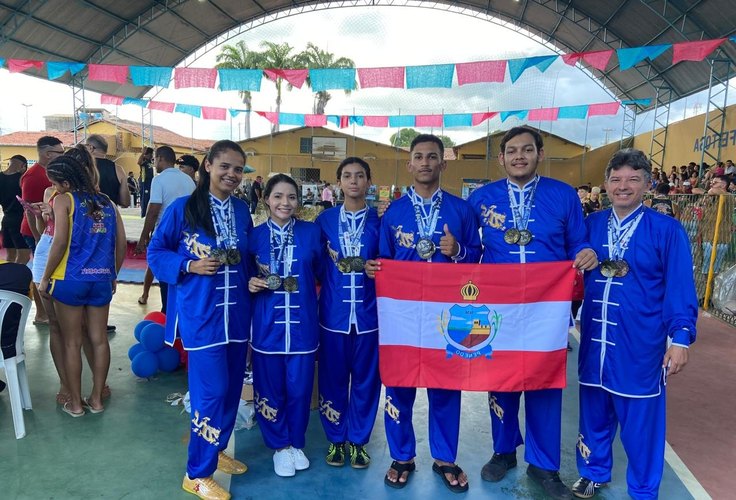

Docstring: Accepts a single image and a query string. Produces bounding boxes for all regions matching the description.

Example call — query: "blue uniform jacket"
[579,207,698,397]
[249,219,322,354]
[379,190,481,263]
[315,206,380,334]
[147,196,253,350]
[468,176,590,263]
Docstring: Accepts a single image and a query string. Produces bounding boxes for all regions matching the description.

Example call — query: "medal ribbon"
[269,219,295,275]
[606,206,644,260]
[408,187,443,240]
[209,194,237,250]
[338,205,368,257]
[506,177,539,231]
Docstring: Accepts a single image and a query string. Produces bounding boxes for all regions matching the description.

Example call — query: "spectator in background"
[176,154,199,183]
[0,259,33,394]
[249,175,263,214]
[85,134,129,208]
[713,162,725,176]
[138,148,154,217]
[646,182,676,217]
[585,187,602,215]
[127,172,138,207]
[725,160,735,176]
[0,155,30,264]
[20,136,63,324]
[136,146,196,314]
[699,175,731,276]
[322,181,335,208]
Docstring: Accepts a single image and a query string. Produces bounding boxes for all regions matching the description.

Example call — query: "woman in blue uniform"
[39,156,125,418]
[148,140,252,500]
[315,158,381,468]
[247,174,322,478]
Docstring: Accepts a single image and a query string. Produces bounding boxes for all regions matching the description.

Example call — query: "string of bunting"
[98,93,651,127]
[0,37,733,91]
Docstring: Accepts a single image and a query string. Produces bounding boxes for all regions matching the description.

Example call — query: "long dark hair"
[184,140,246,236]
[46,156,109,217]
[64,144,99,189]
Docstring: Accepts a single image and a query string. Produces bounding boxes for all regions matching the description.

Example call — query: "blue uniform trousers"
[577,385,666,500]
[187,341,248,479]
[252,351,315,450]
[318,328,380,445]
[384,387,461,462]
[490,389,562,471]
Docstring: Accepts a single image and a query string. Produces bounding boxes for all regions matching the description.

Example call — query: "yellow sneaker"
[217,451,248,474]
[182,474,231,500]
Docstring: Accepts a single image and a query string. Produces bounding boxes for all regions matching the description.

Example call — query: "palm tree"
[258,41,301,133]
[297,43,355,115]
[215,41,261,140]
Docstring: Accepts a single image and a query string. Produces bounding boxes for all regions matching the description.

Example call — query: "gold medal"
[210,249,227,264]
[283,276,298,292]
[265,274,282,290]
[518,229,533,246]
[600,260,617,278]
[227,249,241,265]
[504,228,521,245]
[416,237,436,260]
[615,259,630,277]
[337,258,352,273]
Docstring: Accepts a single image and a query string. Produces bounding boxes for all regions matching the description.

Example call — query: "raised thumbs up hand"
[439,223,460,258]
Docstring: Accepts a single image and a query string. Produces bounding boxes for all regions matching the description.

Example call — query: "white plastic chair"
[0,290,33,439]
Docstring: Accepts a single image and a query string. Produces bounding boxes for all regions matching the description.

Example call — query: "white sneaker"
[290,447,310,471]
[273,449,296,477]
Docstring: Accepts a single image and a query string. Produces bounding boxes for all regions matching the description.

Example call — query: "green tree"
[296,42,355,115]
[390,128,455,148]
[257,41,300,133]
[215,41,261,139]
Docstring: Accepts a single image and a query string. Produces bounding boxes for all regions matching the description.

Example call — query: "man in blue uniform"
[468,126,598,500]
[315,157,381,469]
[572,149,697,499]
[374,134,481,493]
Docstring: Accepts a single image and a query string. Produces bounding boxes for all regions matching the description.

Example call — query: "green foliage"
[390,128,455,148]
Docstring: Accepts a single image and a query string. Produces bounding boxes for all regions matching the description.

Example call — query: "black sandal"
[384,460,416,489]
[432,462,469,493]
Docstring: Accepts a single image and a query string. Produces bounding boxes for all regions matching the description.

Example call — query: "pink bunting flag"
[305,114,327,127]
[415,115,444,127]
[88,64,128,84]
[471,112,499,126]
[528,107,560,121]
[588,102,620,116]
[256,111,279,124]
[672,39,726,64]
[100,94,124,105]
[455,60,507,85]
[174,68,217,89]
[148,101,175,113]
[363,116,389,127]
[201,106,226,120]
[357,67,405,88]
[7,59,44,73]
[562,50,614,71]
[263,69,309,89]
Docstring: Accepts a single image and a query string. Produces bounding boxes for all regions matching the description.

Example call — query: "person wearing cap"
[177,155,199,182]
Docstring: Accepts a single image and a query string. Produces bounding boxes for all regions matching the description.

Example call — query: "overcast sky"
[0,6,731,149]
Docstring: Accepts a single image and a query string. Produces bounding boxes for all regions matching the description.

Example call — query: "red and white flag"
[375,260,575,392]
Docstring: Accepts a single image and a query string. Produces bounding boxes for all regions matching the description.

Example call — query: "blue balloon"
[134,320,154,342]
[131,351,159,378]
[156,346,180,372]
[128,343,146,361]
[140,323,165,352]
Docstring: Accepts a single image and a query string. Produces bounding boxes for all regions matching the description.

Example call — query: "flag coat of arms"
[375,260,575,392]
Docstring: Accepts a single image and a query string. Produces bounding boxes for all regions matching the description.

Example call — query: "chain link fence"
[650,193,736,325]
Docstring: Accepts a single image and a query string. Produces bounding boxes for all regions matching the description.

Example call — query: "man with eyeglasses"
[19,136,63,324]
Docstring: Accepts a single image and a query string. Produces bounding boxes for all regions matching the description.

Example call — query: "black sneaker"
[326,442,345,467]
[348,442,370,468]
[571,477,603,499]
[106,324,116,333]
[481,452,517,482]
[527,465,573,500]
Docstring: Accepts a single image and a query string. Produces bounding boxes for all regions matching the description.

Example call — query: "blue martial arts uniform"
[577,206,697,499]
[468,175,590,471]
[147,194,253,480]
[315,205,381,446]
[379,187,481,462]
[249,218,322,450]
